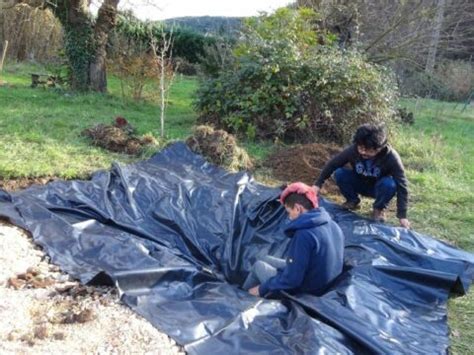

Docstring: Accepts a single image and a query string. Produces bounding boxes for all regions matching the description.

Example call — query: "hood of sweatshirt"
[284,208,330,238]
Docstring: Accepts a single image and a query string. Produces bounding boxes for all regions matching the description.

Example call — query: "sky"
[117,0,294,21]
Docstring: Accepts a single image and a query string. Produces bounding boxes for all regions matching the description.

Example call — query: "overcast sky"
[117,0,294,20]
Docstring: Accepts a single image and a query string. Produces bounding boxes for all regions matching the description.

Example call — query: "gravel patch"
[0,221,183,354]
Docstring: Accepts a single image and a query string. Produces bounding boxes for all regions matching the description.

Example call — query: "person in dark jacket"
[313,124,411,229]
[246,182,344,297]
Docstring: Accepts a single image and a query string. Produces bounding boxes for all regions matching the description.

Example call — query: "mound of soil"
[264,143,343,195]
[186,125,253,171]
[81,118,156,155]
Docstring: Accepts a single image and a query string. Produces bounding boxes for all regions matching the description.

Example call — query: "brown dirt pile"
[82,117,157,155]
[186,125,253,171]
[264,143,343,195]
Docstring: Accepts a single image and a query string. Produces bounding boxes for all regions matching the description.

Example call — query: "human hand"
[399,218,411,229]
[312,185,320,195]
[248,285,260,297]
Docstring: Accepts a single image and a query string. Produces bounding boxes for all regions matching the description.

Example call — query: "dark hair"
[283,193,314,210]
[352,124,387,150]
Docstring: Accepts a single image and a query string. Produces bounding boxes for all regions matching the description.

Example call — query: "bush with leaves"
[195,8,399,144]
[108,21,176,103]
[198,37,235,77]
[113,13,213,65]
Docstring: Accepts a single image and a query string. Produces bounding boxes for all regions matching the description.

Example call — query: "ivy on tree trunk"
[51,0,119,92]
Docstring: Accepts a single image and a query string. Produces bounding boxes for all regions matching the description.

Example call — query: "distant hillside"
[164,16,243,36]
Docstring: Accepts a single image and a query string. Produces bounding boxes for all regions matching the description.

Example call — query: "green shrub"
[194,8,399,144]
[198,38,235,78]
[113,14,214,65]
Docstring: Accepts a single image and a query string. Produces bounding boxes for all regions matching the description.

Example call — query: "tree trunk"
[0,4,4,46]
[425,0,446,74]
[89,0,119,92]
[52,0,119,92]
[0,40,8,71]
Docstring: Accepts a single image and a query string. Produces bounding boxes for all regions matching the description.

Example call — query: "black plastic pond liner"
[1,142,473,354]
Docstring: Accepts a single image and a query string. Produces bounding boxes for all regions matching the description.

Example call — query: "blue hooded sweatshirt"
[259,208,344,296]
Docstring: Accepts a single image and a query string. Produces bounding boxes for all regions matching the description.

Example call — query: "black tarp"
[1,142,473,354]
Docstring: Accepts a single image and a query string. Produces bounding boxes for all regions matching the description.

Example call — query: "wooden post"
[0,40,9,72]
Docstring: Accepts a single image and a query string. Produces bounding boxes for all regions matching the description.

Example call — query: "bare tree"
[296,0,474,68]
[425,0,446,73]
[150,26,178,138]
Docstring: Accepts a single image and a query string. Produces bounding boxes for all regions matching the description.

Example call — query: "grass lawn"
[0,63,197,179]
[1,63,473,353]
[394,99,474,354]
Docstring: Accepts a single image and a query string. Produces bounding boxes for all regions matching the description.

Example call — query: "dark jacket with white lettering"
[315,144,409,218]
[259,208,344,297]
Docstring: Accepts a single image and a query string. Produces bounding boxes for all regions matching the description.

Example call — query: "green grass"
[394,100,474,354]
[393,99,474,354]
[394,99,473,251]
[0,64,197,178]
[1,64,473,353]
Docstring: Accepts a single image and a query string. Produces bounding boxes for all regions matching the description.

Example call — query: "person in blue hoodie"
[245,182,345,297]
